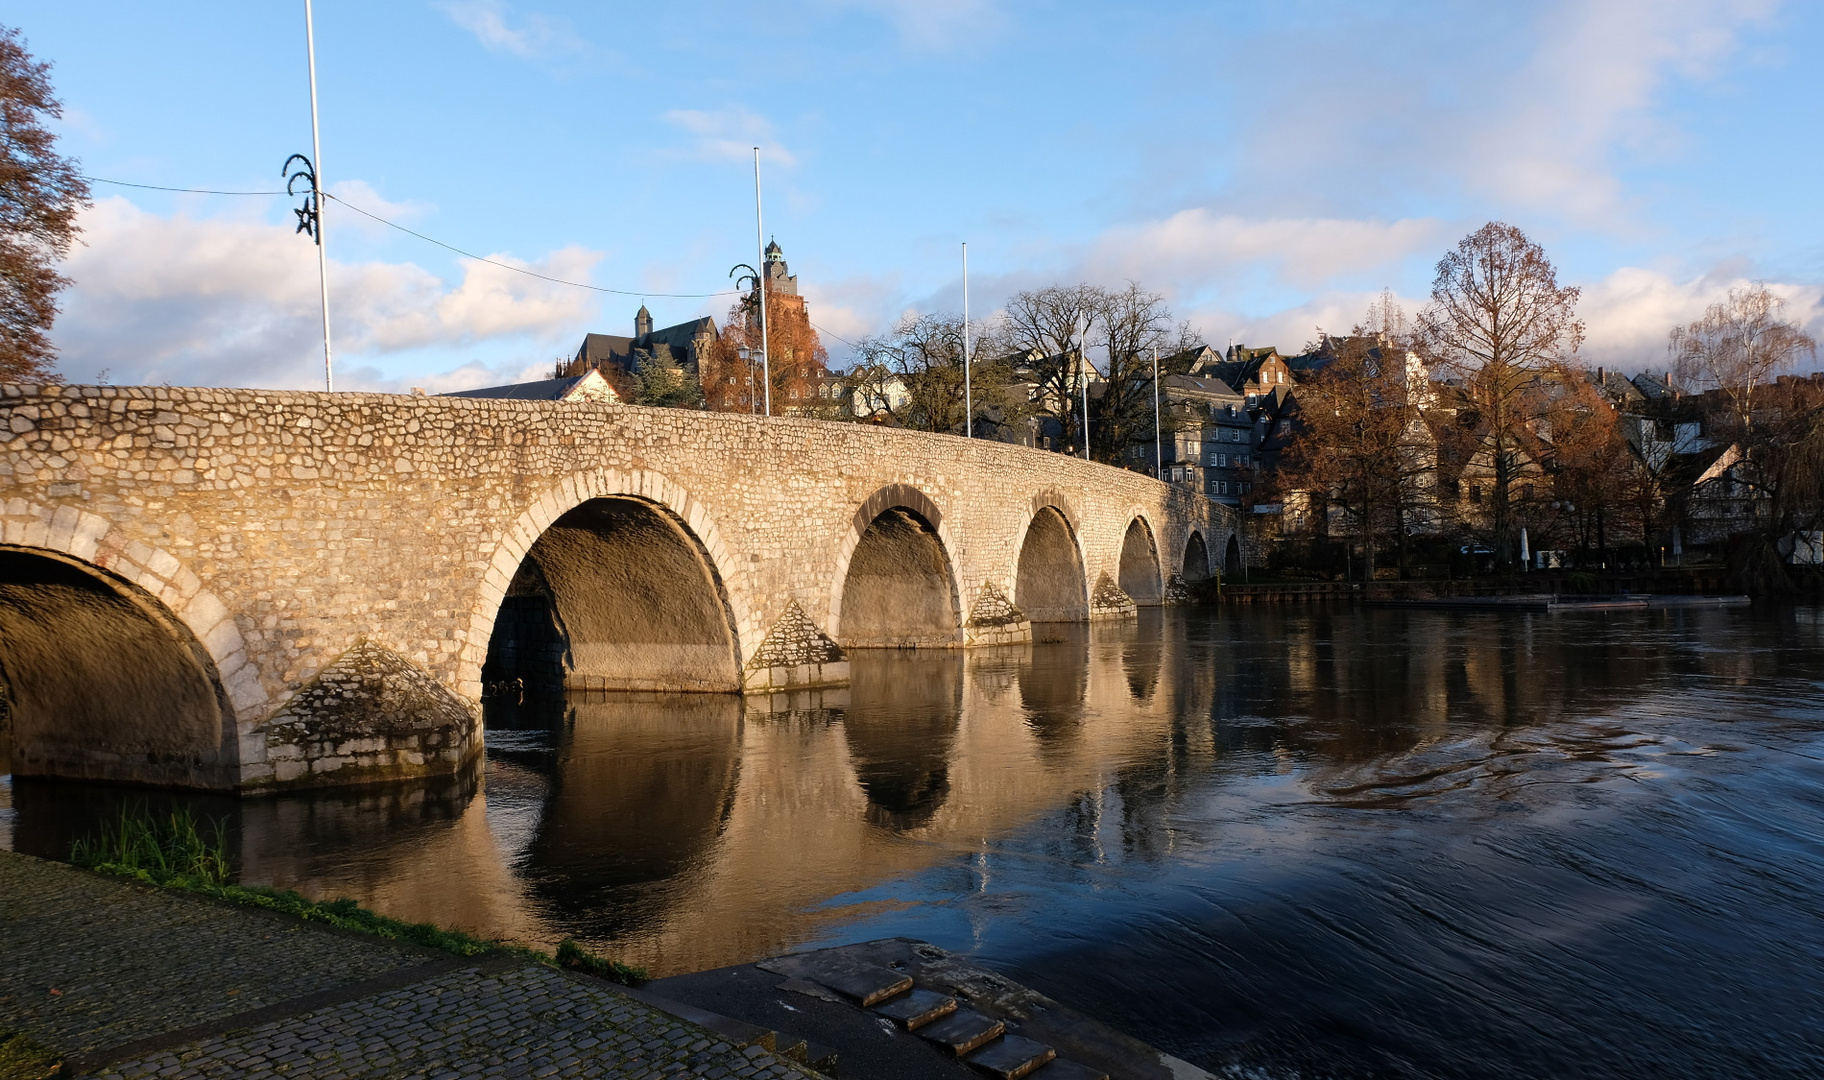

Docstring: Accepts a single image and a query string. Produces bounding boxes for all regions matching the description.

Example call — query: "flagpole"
[304,0,332,391]
[753,148,771,417]
[962,242,972,439]
[1153,345,1162,477]
[1080,339,1091,461]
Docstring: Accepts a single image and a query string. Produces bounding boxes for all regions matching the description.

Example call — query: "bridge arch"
[464,469,748,696]
[1225,533,1244,576]
[0,506,253,787]
[0,500,262,709]
[1182,530,1211,582]
[829,483,963,648]
[1012,491,1089,623]
[1117,514,1164,605]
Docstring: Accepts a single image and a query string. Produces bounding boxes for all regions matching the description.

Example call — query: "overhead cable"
[82,175,740,300]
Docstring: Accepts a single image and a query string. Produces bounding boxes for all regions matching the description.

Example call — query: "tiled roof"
[443,376,592,401]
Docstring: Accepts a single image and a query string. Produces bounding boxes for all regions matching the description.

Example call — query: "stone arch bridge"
[0,383,1233,791]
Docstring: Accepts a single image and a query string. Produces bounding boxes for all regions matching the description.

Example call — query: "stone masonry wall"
[0,383,1232,788]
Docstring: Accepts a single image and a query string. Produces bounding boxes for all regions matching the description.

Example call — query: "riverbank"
[1196,564,1824,603]
[0,849,816,1079]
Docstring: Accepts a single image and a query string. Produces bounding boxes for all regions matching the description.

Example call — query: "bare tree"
[1002,285,1098,453]
[1089,282,1201,465]
[1,26,90,379]
[1669,283,1818,440]
[1724,374,1824,591]
[1278,297,1433,579]
[1540,367,1639,568]
[1419,222,1583,569]
[848,311,1021,434]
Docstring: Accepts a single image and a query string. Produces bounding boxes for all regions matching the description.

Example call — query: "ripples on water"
[6,606,1824,1079]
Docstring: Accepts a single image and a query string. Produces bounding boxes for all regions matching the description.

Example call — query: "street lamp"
[737,345,764,415]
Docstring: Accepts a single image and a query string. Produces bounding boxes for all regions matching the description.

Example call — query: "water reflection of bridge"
[7,605,1785,977]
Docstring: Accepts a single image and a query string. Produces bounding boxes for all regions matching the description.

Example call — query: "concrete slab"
[966,1034,1056,1079]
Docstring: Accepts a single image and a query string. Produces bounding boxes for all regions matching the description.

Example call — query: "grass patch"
[71,806,647,986]
[556,938,649,986]
[0,1030,60,1080]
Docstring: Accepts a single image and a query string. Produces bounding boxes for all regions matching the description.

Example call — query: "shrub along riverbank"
[71,807,647,986]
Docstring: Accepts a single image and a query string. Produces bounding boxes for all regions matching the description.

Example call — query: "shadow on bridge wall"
[1119,518,1164,605]
[484,497,743,695]
[1016,506,1089,623]
[1182,530,1211,582]
[838,508,961,649]
[0,547,237,788]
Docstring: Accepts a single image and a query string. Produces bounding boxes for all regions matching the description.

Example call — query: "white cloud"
[1181,268,1824,376]
[338,357,557,396]
[1231,0,1782,226]
[52,197,601,389]
[437,0,585,58]
[799,272,906,365]
[325,179,434,241]
[1082,210,1449,293]
[661,108,796,168]
[1466,0,1780,221]
[1185,291,1430,357]
[1576,266,1824,372]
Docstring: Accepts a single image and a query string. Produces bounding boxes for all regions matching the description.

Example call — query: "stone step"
[802,1041,840,1076]
[772,1032,808,1062]
[793,956,915,1007]
[966,1035,1056,1080]
[871,987,957,1030]
[916,1007,1006,1057]
[1030,1057,1109,1080]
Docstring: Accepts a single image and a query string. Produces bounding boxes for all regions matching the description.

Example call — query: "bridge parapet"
[0,382,1231,790]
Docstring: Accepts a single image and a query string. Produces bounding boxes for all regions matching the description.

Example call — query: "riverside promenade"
[0,851,816,1079]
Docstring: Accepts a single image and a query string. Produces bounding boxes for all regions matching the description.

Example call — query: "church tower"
[763,239,798,297]
[634,304,653,338]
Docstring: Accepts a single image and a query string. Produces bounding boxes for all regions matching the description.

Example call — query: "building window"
[1469,484,1483,504]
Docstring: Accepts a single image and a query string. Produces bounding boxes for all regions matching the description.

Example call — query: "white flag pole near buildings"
[754,148,772,417]
[304,0,332,391]
[962,243,972,439]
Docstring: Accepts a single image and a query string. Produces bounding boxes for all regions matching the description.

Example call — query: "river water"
[5,605,1823,1078]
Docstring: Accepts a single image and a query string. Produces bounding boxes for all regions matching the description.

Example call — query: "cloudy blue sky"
[13,0,1824,391]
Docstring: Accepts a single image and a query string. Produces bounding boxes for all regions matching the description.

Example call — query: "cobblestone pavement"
[0,851,814,1079]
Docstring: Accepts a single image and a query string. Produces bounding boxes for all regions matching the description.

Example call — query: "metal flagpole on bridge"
[962,243,972,439]
[1153,345,1162,477]
[753,148,772,418]
[304,0,332,392]
[1080,338,1091,461]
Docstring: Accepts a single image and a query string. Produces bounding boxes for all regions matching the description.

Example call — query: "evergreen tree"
[630,344,704,409]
